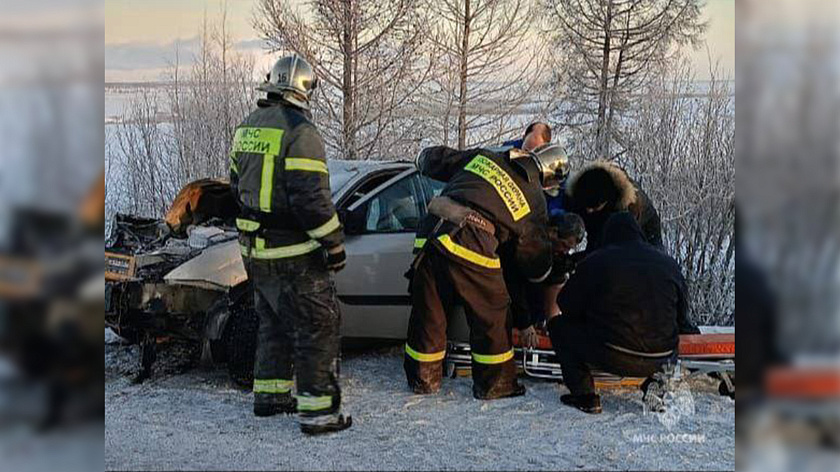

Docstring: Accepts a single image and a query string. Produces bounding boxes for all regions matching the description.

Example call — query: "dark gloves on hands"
[326,245,347,272]
[548,252,586,283]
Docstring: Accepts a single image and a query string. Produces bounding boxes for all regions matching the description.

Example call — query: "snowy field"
[105,335,734,471]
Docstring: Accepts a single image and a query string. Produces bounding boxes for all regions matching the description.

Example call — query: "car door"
[335,169,425,339]
[417,175,471,342]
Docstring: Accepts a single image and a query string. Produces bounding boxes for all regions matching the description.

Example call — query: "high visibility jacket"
[230,99,343,259]
[414,146,553,281]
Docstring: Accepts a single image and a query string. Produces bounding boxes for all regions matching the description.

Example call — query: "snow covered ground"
[105,338,734,471]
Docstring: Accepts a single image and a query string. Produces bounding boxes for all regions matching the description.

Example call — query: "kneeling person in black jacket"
[547,212,699,414]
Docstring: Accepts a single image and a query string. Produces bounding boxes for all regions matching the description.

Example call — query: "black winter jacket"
[415,146,553,281]
[557,212,699,355]
[565,161,662,253]
[230,99,343,257]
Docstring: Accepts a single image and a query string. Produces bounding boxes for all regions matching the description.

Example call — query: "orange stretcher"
[445,329,736,396]
[766,367,840,400]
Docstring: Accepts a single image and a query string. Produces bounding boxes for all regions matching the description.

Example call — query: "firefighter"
[230,54,351,435]
[406,143,569,399]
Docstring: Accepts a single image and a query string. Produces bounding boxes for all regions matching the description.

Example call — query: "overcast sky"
[104,0,734,83]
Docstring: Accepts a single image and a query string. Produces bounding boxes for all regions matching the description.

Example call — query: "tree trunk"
[342,0,356,160]
[595,0,613,159]
[605,19,628,161]
[457,0,471,150]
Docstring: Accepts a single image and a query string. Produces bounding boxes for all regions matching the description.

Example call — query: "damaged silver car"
[106,160,447,384]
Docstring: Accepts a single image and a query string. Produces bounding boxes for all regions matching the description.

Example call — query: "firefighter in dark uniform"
[230,54,351,435]
[406,143,570,399]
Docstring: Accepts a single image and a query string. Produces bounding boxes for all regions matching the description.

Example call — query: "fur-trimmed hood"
[565,160,637,210]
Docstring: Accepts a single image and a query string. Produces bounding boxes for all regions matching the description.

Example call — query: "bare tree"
[112,87,176,218]
[543,0,706,159]
[109,9,256,221]
[426,0,554,149]
[622,60,734,325]
[168,9,257,181]
[254,0,432,160]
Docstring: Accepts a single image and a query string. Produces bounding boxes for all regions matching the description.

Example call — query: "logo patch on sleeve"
[464,155,531,221]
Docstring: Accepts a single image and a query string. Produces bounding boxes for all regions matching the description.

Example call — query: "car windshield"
[328,160,410,197]
[328,161,358,195]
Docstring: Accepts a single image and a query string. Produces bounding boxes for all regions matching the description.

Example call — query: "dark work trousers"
[244,251,343,422]
[547,316,677,395]
[404,243,520,399]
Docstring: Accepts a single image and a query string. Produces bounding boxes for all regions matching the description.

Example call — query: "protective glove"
[326,245,347,272]
[520,325,539,349]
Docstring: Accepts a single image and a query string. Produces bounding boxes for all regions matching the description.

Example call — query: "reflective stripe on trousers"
[296,394,333,411]
[405,344,446,362]
[471,349,514,365]
[253,378,293,394]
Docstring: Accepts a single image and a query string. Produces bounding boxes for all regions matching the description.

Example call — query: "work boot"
[640,376,667,413]
[253,394,297,417]
[410,382,440,395]
[560,393,602,414]
[300,414,353,436]
[473,382,527,400]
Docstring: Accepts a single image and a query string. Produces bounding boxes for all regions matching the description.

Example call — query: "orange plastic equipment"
[512,329,553,350]
[766,367,840,399]
[512,330,735,358]
[677,334,735,357]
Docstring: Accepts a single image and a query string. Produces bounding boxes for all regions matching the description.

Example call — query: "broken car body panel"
[163,239,246,292]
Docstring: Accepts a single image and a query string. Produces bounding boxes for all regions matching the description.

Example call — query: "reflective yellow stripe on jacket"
[286,158,328,174]
[240,237,321,260]
[231,127,285,212]
[472,349,514,365]
[230,154,239,174]
[436,234,501,269]
[236,218,261,232]
[405,344,446,362]
[414,238,427,250]
[307,214,340,239]
[253,378,293,394]
[259,154,276,212]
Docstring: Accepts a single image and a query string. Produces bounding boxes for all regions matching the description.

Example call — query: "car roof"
[328,159,413,196]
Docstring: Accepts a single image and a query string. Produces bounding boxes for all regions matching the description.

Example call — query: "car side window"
[422,176,446,201]
[361,174,422,233]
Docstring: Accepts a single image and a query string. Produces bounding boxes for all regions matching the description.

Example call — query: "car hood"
[164,240,245,291]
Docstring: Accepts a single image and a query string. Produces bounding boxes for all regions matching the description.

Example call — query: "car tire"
[208,339,227,363]
[224,304,258,388]
[110,324,141,345]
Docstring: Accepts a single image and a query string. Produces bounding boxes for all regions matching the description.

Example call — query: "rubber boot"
[473,382,527,400]
[254,393,297,417]
[560,393,602,414]
[640,375,667,413]
[300,414,353,436]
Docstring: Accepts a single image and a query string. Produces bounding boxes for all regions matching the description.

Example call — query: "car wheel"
[110,324,141,344]
[224,304,258,388]
[208,338,227,363]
